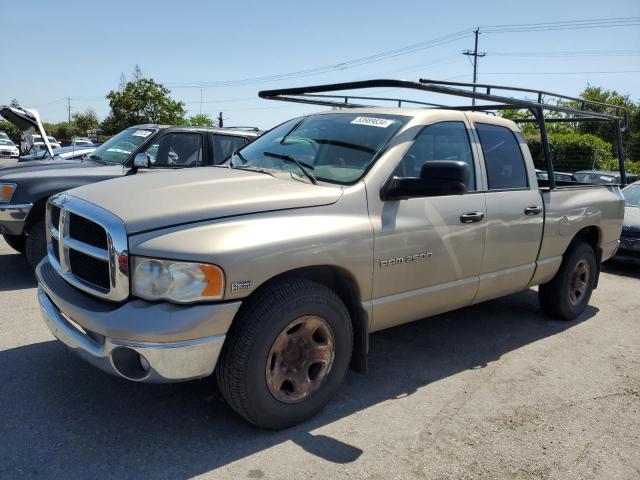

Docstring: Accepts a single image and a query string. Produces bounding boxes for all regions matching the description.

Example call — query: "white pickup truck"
[36,79,626,429]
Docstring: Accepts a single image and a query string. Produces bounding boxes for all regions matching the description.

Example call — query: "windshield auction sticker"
[132,130,153,137]
[351,117,395,128]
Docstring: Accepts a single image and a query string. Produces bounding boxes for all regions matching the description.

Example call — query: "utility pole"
[66,97,72,123]
[462,28,486,106]
[218,112,223,128]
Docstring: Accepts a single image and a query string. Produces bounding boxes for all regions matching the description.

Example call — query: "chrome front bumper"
[36,258,242,383]
[39,288,226,382]
[0,203,32,235]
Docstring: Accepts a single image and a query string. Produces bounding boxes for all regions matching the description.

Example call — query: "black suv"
[0,114,260,268]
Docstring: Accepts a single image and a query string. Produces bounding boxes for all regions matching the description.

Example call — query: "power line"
[491,49,640,57]
[481,16,640,33]
[467,70,640,75]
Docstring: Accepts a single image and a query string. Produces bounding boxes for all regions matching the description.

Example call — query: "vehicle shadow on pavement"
[0,289,597,479]
[602,260,640,280]
[0,252,36,291]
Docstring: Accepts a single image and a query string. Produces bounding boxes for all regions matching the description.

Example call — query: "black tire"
[25,218,47,270]
[2,233,26,254]
[216,278,353,430]
[539,241,597,321]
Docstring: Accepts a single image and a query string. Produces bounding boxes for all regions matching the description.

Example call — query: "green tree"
[72,108,99,135]
[188,113,215,127]
[0,121,21,142]
[102,67,186,134]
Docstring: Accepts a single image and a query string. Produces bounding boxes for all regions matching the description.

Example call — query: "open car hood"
[0,105,53,157]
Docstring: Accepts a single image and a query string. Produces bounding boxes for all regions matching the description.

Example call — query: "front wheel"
[216,278,353,429]
[2,233,26,254]
[539,241,597,321]
[25,218,47,270]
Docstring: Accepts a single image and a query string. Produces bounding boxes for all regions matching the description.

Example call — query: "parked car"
[0,105,261,268]
[0,138,19,158]
[535,169,577,183]
[34,79,624,429]
[70,137,94,147]
[0,132,11,141]
[17,145,96,162]
[614,181,640,264]
[574,170,640,185]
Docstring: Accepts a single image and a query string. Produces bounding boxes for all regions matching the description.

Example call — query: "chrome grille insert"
[46,193,129,302]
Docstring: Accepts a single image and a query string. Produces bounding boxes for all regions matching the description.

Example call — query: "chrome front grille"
[46,193,129,302]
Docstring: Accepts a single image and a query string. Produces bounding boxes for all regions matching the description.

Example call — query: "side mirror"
[382,160,469,200]
[133,152,150,169]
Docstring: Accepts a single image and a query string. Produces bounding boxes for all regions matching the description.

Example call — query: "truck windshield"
[88,127,156,164]
[229,113,407,184]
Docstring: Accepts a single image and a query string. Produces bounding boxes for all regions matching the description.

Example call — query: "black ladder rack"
[258,78,628,187]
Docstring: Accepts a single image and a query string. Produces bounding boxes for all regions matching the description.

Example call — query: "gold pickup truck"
[35,79,626,429]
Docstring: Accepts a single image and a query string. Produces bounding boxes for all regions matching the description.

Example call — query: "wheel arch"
[242,264,369,374]
[566,225,602,288]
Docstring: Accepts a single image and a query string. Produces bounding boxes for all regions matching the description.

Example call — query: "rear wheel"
[2,233,26,254]
[216,278,352,429]
[539,241,596,321]
[25,218,47,270]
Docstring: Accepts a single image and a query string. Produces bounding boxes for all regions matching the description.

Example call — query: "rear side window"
[212,134,248,163]
[476,123,528,190]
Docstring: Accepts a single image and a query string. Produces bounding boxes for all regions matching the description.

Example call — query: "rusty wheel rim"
[265,315,335,403]
[569,259,590,306]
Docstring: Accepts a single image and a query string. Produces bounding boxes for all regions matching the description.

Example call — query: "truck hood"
[0,105,53,157]
[69,167,344,233]
[0,158,102,177]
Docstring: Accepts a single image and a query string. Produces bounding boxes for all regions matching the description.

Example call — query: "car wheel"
[25,218,47,270]
[539,241,596,321]
[2,233,26,254]
[216,278,353,429]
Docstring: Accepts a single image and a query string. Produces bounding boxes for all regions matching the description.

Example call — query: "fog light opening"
[111,347,150,381]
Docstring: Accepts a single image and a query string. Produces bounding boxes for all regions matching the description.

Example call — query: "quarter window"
[394,121,475,191]
[212,134,248,163]
[476,123,528,190]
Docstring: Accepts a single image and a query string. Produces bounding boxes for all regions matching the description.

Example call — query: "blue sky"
[2,0,639,129]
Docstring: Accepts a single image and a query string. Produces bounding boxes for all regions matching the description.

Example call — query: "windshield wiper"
[262,151,317,185]
[228,150,248,168]
[87,153,106,164]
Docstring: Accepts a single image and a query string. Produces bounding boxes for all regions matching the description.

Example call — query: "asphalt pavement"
[0,237,638,479]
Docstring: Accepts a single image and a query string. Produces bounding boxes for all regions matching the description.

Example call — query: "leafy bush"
[525,133,615,172]
[0,120,21,142]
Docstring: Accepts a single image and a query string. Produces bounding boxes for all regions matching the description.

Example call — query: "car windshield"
[0,139,14,146]
[88,127,155,164]
[228,113,407,184]
[624,183,640,207]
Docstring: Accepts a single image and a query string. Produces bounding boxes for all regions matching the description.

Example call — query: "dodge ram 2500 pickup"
[35,79,626,429]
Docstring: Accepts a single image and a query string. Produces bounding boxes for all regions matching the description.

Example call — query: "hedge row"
[525,133,615,172]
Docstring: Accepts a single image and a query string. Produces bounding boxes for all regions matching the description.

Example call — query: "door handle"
[460,211,485,223]
[524,205,543,215]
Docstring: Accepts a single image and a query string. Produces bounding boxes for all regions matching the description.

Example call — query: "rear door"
[140,131,205,168]
[471,121,544,303]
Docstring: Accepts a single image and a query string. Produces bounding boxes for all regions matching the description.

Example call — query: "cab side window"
[476,123,528,190]
[145,133,203,167]
[212,134,248,164]
[393,121,475,191]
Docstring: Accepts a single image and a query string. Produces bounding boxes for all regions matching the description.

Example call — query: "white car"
[33,134,61,151]
[71,137,94,147]
[0,138,19,158]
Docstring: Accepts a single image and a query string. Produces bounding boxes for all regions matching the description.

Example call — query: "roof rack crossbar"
[259,78,627,129]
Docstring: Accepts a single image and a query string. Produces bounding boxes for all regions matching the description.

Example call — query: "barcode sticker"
[132,130,153,138]
[350,117,395,128]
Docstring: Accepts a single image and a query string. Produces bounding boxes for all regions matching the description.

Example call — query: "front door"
[472,121,544,303]
[369,120,487,331]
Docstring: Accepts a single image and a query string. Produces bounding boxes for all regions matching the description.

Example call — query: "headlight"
[0,183,16,203]
[132,256,225,303]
